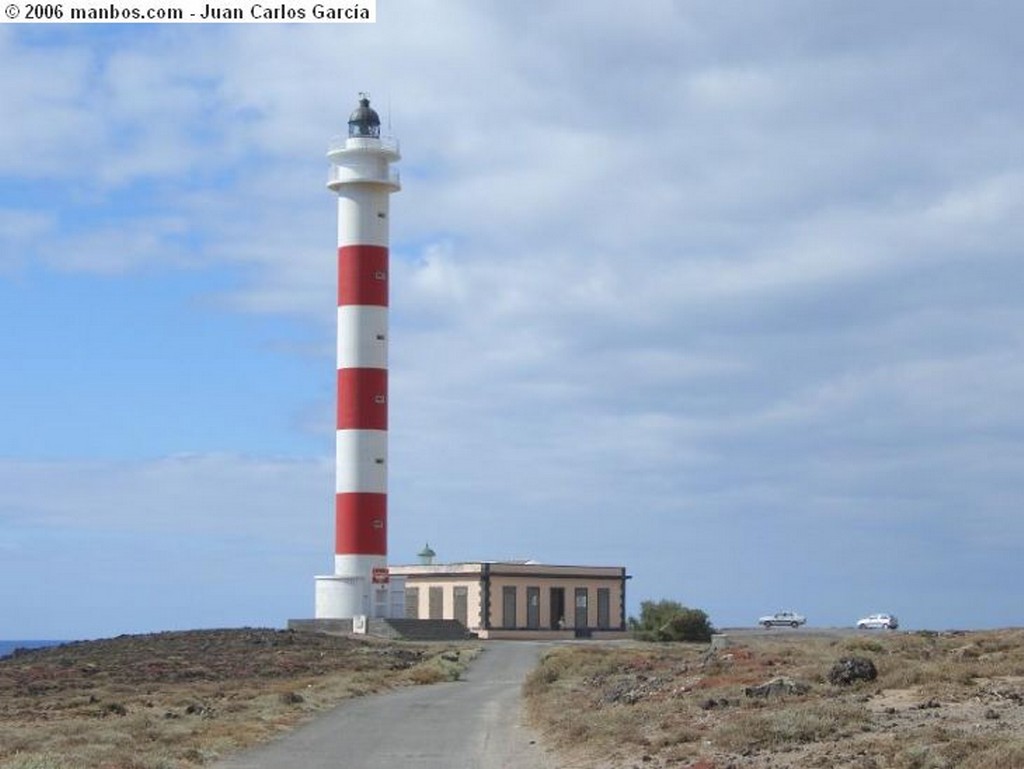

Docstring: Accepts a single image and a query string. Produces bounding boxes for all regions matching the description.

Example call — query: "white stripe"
[337,306,388,369]
[336,429,387,493]
[333,554,387,580]
[337,192,390,247]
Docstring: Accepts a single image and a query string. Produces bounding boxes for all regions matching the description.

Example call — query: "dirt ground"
[523,629,1024,769]
[5,628,1024,769]
[0,628,474,769]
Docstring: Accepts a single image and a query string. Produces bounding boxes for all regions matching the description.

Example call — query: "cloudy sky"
[2,2,1022,639]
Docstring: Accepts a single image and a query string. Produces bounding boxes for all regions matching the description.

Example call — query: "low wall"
[288,618,354,635]
[289,618,628,642]
[287,618,473,641]
[477,628,630,641]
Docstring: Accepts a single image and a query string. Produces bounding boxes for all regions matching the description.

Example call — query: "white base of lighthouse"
[314,565,406,620]
[314,575,365,618]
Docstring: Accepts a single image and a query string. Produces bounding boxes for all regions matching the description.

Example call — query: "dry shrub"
[404,663,451,685]
[887,744,944,769]
[713,700,870,752]
[523,646,628,698]
[0,757,72,769]
[876,735,1024,769]
[877,659,928,689]
[960,740,1024,769]
[523,644,704,765]
[522,661,559,697]
[401,649,472,686]
[842,637,885,655]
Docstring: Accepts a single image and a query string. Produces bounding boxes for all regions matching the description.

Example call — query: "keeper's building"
[388,557,630,640]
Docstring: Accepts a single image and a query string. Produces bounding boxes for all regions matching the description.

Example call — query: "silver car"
[758,611,807,628]
[857,613,899,630]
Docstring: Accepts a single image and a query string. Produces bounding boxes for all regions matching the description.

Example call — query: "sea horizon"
[0,639,68,658]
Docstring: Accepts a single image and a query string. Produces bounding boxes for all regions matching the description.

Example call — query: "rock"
[185,703,216,718]
[700,697,733,710]
[744,676,811,698]
[828,657,878,686]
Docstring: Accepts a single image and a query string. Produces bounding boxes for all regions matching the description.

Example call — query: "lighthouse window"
[374,270,386,281]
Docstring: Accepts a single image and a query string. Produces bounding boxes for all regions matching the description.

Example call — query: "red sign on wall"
[371,567,390,584]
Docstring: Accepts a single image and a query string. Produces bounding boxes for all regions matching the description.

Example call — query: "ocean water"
[0,640,67,658]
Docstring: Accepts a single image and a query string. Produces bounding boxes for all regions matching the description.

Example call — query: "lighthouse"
[315,95,402,620]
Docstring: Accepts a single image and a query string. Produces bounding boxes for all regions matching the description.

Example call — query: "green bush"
[629,600,715,643]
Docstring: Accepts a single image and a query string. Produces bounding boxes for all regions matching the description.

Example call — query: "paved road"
[210,641,558,769]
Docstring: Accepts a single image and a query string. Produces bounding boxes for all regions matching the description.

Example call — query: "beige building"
[388,559,630,640]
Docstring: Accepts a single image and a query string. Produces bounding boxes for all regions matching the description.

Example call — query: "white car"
[857,613,899,630]
[758,611,807,628]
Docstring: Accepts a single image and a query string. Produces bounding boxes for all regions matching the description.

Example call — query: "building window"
[429,586,443,619]
[597,588,610,629]
[550,587,566,629]
[502,586,517,628]
[405,587,419,620]
[454,586,469,626]
[575,588,589,629]
[526,587,540,629]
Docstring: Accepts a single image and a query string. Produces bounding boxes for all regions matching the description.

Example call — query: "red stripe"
[335,493,387,555]
[338,246,388,307]
[337,368,387,430]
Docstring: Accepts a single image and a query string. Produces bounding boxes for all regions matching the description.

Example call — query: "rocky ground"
[522,629,1024,769]
[0,628,474,769]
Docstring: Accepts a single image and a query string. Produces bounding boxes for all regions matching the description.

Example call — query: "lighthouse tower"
[315,95,401,620]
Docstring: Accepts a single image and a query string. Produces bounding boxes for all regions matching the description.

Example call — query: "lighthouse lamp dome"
[348,95,381,138]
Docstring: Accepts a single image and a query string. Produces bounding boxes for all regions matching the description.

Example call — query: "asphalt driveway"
[210,640,557,769]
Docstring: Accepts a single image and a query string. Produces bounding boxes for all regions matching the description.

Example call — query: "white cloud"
[926,172,1024,229]
[0,31,102,176]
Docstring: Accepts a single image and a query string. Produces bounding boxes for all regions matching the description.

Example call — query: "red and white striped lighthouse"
[315,95,400,620]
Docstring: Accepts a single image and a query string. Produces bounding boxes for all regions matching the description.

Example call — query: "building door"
[575,588,589,629]
[597,587,610,629]
[526,587,540,629]
[549,587,565,629]
[405,587,419,620]
[429,586,443,619]
[502,586,517,628]
[454,586,468,626]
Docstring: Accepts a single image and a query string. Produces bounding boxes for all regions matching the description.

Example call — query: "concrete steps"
[370,619,476,641]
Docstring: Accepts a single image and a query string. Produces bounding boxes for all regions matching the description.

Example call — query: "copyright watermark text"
[4,0,374,22]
